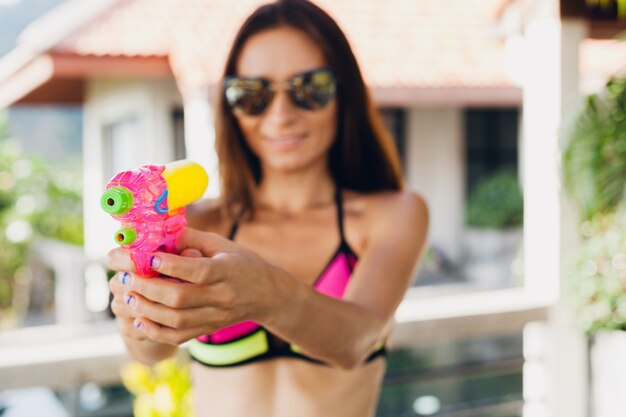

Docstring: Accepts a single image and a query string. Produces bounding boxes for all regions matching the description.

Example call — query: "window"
[380,108,407,172]
[172,108,186,160]
[465,109,519,195]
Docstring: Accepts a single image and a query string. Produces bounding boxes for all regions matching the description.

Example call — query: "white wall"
[405,108,465,262]
[183,91,220,198]
[83,78,182,260]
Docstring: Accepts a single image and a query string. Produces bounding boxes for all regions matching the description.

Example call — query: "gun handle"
[129,230,180,277]
[131,251,159,277]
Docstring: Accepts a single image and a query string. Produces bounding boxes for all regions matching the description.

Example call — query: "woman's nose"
[264,90,298,121]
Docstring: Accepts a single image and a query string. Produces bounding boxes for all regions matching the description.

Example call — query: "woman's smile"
[262,133,308,150]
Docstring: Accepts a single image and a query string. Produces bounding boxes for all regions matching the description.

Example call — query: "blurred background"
[0,0,625,416]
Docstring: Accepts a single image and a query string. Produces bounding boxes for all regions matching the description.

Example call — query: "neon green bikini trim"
[190,332,386,366]
[189,330,269,365]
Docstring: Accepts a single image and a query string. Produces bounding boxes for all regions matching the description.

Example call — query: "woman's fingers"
[126,290,230,330]
[117,317,148,341]
[113,271,233,310]
[106,248,136,273]
[133,317,212,346]
[177,228,231,256]
[110,296,135,319]
[149,252,226,285]
[180,248,203,258]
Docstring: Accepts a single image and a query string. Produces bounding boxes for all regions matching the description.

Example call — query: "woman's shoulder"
[344,188,429,238]
[185,198,233,237]
[345,188,428,218]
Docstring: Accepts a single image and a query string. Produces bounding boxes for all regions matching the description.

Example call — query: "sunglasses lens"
[224,69,336,115]
[224,79,272,116]
[289,69,337,110]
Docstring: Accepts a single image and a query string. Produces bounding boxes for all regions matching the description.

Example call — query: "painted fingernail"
[124,294,136,307]
[150,255,161,269]
[119,272,132,286]
[134,319,145,330]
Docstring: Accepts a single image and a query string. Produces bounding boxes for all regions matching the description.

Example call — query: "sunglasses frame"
[223,67,338,116]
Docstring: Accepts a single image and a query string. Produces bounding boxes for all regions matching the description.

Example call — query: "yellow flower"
[121,357,195,417]
[153,383,175,414]
[134,394,158,417]
[121,362,155,395]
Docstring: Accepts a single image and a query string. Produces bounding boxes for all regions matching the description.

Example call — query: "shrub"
[0,114,83,315]
[465,170,523,229]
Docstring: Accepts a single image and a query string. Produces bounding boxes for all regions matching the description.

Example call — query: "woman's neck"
[254,163,336,214]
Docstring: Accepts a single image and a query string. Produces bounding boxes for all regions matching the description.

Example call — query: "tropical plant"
[585,0,626,19]
[465,170,524,229]
[566,210,626,334]
[562,76,626,222]
[563,75,626,335]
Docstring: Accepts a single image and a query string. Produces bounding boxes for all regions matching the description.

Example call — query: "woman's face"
[234,26,337,173]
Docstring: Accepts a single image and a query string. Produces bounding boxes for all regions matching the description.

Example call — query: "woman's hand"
[108,249,149,342]
[107,228,286,346]
[107,245,204,344]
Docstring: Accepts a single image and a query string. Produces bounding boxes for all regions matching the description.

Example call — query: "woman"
[107,1,428,416]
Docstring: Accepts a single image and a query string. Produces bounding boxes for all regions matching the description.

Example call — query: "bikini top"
[188,188,387,367]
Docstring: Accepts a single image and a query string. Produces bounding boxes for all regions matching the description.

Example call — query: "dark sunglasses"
[223,67,337,116]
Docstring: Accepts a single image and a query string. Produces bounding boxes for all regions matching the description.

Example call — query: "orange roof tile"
[11,0,624,101]
[50,0,514,93]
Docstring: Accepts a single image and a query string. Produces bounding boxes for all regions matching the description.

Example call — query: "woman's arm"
[123,190,428,369]
[263,190,429,368]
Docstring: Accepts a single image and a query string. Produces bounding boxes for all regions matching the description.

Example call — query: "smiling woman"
[106,1,429,417]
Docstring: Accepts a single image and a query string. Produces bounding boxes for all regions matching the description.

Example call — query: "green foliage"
[562,76,626,335]
[562,77,626,222]
[465,170,523,229]
[0,113,83,312]
[565,210,626,335]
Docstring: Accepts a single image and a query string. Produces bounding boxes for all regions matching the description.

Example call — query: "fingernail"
[150,255,161,269]
[124,294,136,307]
[119,272,132,286]
[134,319,145,330]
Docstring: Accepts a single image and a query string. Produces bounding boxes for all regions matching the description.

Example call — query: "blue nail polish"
[150,255,161,269]
[124,294,136,306]
[120,272,130,285]
[134,319,145,330]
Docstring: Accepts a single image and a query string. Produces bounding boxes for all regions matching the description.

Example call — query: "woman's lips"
[263,134,307,150]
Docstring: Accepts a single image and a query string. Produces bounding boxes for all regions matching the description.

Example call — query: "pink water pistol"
[100,160,209,277]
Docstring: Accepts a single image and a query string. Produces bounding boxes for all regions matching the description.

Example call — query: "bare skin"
[186,194,391,417]
[107,26,429,417]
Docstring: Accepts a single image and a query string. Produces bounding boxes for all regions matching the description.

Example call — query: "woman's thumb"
[180,248,203,258]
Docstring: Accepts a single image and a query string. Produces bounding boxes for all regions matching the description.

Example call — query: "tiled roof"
[50,0,514,93]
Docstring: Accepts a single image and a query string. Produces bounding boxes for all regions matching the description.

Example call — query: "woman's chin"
[263,155,318,174]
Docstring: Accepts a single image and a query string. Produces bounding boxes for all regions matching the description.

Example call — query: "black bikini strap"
[227,219,240,240]
[335,187,348,246]
[227,205,245,240]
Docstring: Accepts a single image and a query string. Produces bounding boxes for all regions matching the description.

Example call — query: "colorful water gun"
[100,160,208,277]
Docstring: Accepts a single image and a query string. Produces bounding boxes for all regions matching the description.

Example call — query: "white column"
[521,14,588,417]
[405,108,464,262]
[183,92,220,198]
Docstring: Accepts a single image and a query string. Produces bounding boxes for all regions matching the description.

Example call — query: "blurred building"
[0,0,625,415]
[0,0,624,281]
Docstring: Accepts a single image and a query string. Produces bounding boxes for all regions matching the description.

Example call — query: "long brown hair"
[216,0,403,219]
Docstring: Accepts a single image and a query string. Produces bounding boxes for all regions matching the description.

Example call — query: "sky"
[0,0,65,57]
